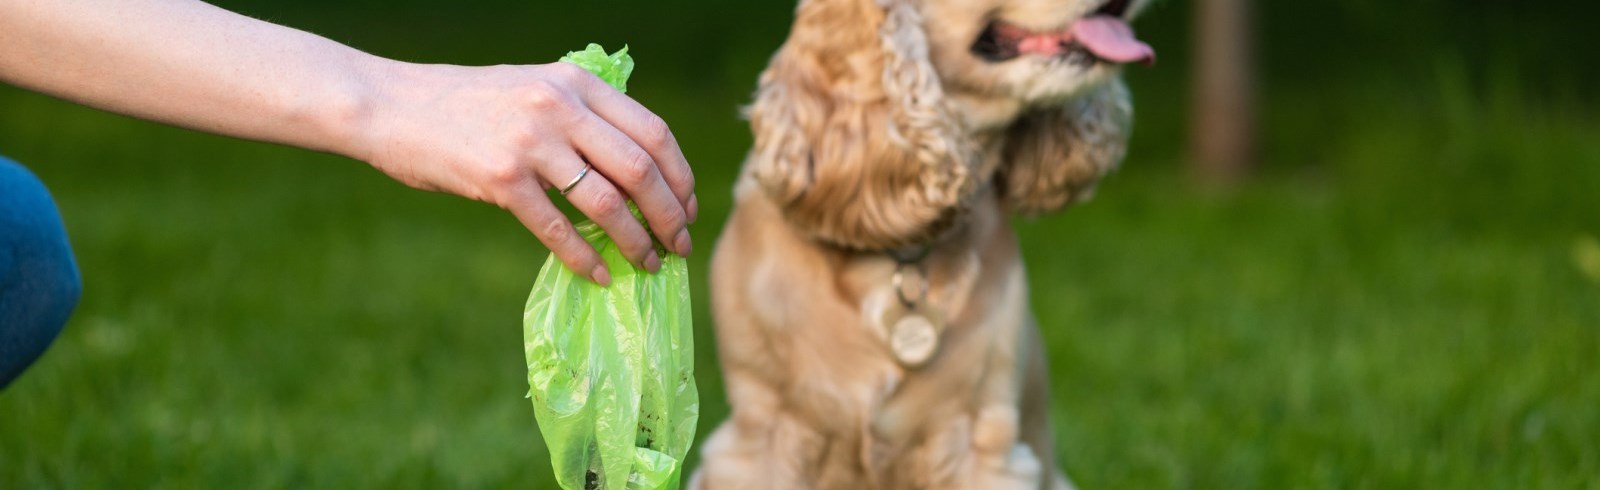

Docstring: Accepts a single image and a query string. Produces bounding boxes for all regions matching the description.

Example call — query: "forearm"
[0,0,381,157]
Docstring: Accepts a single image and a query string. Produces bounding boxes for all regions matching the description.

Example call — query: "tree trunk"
[1190,0,1256,184]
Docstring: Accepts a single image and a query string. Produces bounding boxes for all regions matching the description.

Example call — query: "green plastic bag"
[524,45,698,490]
[559,43,634,93]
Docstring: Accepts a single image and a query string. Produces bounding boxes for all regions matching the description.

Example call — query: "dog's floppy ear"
[998,78,1133,214]
[747,0,976,250]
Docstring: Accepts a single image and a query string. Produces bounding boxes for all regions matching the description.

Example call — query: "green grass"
[3,1,1599,488]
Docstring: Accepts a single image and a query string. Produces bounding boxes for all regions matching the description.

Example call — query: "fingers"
[577,78,697,224]
[500,178,612,286]
[537,152,663,273]
[569,111,693,257]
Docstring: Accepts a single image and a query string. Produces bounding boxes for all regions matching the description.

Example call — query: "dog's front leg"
[961,262,1062,490]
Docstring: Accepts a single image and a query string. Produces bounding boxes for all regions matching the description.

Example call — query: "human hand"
[346,60,696,286]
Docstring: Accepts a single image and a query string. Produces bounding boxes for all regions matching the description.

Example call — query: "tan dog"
[692,0,1151,488]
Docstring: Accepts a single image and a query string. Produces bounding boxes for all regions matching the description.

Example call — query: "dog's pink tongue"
[1070,15,1155,64]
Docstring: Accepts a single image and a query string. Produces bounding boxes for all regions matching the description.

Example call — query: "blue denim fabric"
[0,156,81,389]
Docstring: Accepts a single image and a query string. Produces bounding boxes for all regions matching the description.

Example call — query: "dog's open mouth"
[970,0,1153,65]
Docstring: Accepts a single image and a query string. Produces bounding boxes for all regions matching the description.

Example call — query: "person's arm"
[0,0,695,285]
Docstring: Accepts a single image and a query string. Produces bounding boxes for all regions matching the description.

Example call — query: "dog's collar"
[886,244,933,266]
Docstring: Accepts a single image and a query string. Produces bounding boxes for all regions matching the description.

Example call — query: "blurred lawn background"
[3,0,1599,487]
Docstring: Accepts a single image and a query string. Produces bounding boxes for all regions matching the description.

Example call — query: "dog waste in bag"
[524,45,698,490]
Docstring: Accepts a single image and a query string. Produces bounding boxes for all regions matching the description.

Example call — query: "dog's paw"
[972,406,1021,454]
[962,407,1044,490]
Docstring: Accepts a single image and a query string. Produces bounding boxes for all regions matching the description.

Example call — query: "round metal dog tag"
[890,314,939,367]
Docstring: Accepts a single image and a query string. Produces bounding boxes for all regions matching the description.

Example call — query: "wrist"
[317,52,408,164]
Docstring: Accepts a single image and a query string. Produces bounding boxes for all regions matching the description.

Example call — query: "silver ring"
[559,164,592,195]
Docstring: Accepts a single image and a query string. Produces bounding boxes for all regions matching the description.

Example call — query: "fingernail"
[591,265,612,287]
[643,250,661,273]
[674,228,693,256]
[687,194,699,224]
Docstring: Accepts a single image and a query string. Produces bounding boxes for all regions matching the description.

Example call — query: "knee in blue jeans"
[0,156,81,388]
